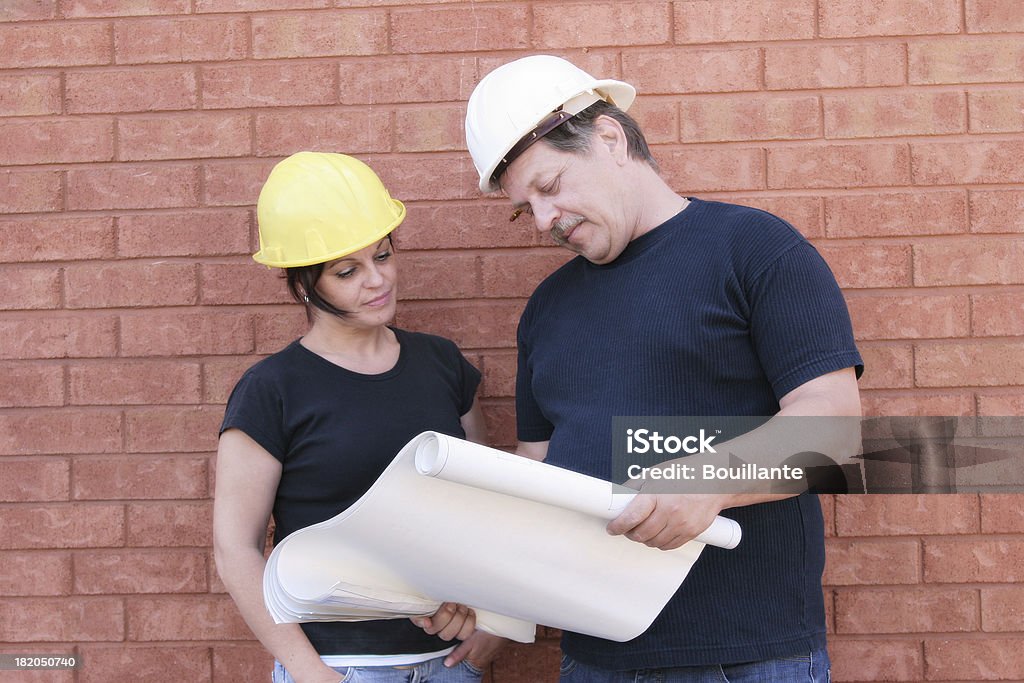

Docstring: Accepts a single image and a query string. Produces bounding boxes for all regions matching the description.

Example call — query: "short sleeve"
[220,371,288,462]
[453,345,482,416]
[747,242,864,400]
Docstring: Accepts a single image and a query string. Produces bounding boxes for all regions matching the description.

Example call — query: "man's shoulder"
[691,198,805,244]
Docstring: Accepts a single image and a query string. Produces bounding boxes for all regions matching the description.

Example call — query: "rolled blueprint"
[414,432,742,550]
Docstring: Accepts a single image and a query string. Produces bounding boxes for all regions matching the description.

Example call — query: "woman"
[213,152,502,683]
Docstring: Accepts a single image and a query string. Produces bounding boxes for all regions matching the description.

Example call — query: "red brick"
[202,159,277,207]
[535,2,668,49]
[816,244,912,289]
[825,190,966,238]
[117,209,250,258]
[119,112,251,162]
[68,360,201,406]
[769,143,910,189]
[925,538,1024,582]
[0,265,61,310]
[967,0,1024,32]
[394,4,529,53]
[0,362,63,408]
[726,195,823,238]
[396,301,521,350]
[628,98,679,145]
[255,108,390,156]
[66,66,197,114]
[0,169,61,214]
[202,62,335,109]
[77,646,211,683]
[0,551,72,596]
[916,342,1024,387]
[836,494,979,536]
[982,586,1024,631]
[824,538,920,585]
[65,0,188,16]
[1,216,115,263]
[982,493,1024,533]
[978,392,1024,417]
[971,189,1024,233]
[400,202,542,250]
[836,587,978,634]
[67,164,199,210]
[253,308,308,352]
[0,410,121,456]
[128,595,251,640]
[196,0,327,10]
[124,406,222,453]
[0,503,124,549]
[75,549,206,594]
[0,457,69,502]
[859,391,975,417]
[0,22,110,68]
[680,94,819,143]
[478,350,517,399]
[478,52,621,91]
[0,1,57,22]
[252,9,385,58]
[912,140,1024,185]
[857,344,914,390]
[0,118,113,166]
[659,146,764,192]
[846,293,969,341]
[212,646,273,683]
[765,44,906,90]
[0,597,123,641]
[674,0,814,43]
[481,399,516,447]
[0,315,117,360]
[73,454,208,500]
[821,0,959,37]
[371,154,479,201]
[396,252,479,300]
[339,55,477,104]
[910,38,1024,84]
[973,292,1024,337]
[825,90,964,139]
[828,639,923,681]
[64,262,198,308]
[0,73,61,116]
[480,250,572,298]
[120,310,253,356]
[623,47,760,94]
[203,356,264,403]
[394,105,466,153]
[127,501,211,546]
[114,16,248,64]
[969,89,1024,133]
[200,261,291,305]
[915,238,1024,286]
[926,639,1024,680]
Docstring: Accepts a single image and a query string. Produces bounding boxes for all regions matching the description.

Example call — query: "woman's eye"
[337,268,355,279]
[374,250,392,262]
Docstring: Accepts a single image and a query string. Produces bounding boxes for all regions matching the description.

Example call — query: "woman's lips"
[365,290,392,307]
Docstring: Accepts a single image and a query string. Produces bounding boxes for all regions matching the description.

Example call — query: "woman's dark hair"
[284,235,394,323]
[542,100,659,173]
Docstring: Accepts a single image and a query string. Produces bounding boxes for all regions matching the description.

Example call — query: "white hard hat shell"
[465,55,636,193]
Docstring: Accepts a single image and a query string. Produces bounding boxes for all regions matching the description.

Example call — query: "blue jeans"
[272,655,483,683]
[559,649,830,683]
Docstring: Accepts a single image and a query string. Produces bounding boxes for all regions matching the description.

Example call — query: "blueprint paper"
[265,432,740,643]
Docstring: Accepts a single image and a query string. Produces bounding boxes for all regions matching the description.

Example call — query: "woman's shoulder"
[391,327,461,354]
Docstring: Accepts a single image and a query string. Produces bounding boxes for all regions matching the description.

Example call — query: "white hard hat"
[465,55,636,193]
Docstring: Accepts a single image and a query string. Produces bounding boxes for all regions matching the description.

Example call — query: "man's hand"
[444,631,508,669]
[410,602,476,641]
[607,493,727,550]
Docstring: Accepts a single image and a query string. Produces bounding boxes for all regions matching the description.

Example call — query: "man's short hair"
[541,100,659,173]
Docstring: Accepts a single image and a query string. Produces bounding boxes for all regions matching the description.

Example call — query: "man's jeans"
[272,656,483,683]
[559,648,830,683]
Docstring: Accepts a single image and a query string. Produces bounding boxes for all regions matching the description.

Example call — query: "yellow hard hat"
[254,152,405,268]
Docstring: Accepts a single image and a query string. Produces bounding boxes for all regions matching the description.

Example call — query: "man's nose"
[532,199,559,234]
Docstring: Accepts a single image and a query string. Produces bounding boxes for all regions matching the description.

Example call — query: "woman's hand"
[444,631,508,670]
[410,602,476,641]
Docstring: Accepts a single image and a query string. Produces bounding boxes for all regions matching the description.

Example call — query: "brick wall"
[1,1,1022,681]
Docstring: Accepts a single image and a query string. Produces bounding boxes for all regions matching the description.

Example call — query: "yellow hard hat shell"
[254,152,405,268]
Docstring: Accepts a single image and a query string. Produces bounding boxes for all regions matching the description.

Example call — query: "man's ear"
[593,115,629,164]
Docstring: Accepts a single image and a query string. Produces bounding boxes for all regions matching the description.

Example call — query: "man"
[464,55,863,682]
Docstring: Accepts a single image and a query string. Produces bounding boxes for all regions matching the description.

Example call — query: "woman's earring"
[302,294,310,303]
